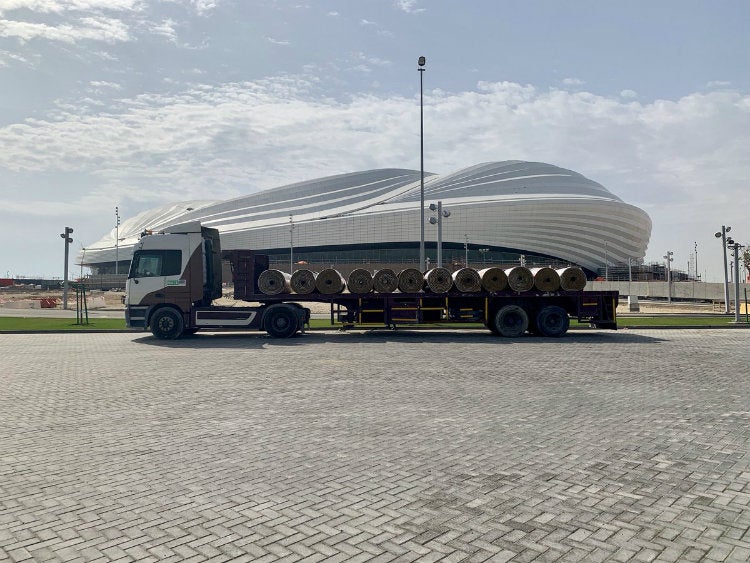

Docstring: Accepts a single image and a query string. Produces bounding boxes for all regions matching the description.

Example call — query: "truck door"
[126,249,183,308]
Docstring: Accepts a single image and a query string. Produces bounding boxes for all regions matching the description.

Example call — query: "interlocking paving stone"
[0,329,749,562]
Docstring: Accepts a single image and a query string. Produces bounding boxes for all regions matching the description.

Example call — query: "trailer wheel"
[535,305,570,337]
[150,307,184,340]
[264,304,298,338]
[491,305,529,337]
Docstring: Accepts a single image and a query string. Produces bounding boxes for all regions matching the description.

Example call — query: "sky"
[1,0,748,282]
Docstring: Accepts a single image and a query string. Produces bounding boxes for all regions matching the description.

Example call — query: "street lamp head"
[715,232,722,238]
[428,217,437,225]
[428,203,437,211]
[442,210,451,218]
[726,226,731,232]
[418,56,426,67]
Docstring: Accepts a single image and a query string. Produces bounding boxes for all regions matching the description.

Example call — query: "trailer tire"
[150,307,184,340]
[535,305,570,337]
[492,305,529,337]
[264,304,298,338]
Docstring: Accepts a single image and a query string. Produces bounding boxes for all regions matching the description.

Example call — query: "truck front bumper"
[125,306,149,329]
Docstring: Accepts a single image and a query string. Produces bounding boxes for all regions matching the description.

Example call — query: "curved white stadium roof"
[82,161,651,273]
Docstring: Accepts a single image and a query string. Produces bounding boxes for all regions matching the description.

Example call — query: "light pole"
[726,237,744,323]
[428,201,450,268]
[663,251,673,304]
[80,247,86,279]
[60,227,73,309]
[289,215,294,274]
[715,226,731,313]
[115,206,120,275]
[604,241,609,281]
[464,234,469,267]
[478,248,490,266]
[694,241,698,281]
[418,56,426,271]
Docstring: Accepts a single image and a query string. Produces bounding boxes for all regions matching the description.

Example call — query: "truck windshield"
[129,250,182,278]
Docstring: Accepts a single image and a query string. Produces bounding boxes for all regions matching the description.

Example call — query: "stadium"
[81,160,652,276]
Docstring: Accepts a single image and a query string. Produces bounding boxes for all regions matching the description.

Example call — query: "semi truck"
[125,222,618,339]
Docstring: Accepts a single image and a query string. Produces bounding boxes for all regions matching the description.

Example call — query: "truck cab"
[125,222,222,336]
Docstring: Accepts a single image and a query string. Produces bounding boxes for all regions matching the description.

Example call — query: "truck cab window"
[129,250,182,278]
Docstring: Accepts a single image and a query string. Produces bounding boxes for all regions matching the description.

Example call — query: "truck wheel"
[264,304,298,338]
[492,305,529,337]
[150,308,184,339]
[535,305,570,337]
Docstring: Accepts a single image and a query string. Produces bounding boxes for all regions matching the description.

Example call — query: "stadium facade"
[81,161,652,275]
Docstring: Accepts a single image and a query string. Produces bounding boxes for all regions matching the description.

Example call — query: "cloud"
[349,51,391,73]
[148,18,178,42]
[0,16,130,43]
[266,36,290,46]
[562,77,585,87]
[0,79,747,277]
[706,80,731,89]
[395,0,424,13]
[0,0,142,15]
[620,89,638,98]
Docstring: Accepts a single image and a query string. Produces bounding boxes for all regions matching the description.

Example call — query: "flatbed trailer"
[125,223,618,339]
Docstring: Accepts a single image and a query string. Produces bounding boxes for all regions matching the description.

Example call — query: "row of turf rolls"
[257,266,586,295]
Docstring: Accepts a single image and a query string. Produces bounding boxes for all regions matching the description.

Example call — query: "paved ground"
[1,329,748,563]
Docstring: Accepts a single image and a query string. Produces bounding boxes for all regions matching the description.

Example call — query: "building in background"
[81,161,652,276]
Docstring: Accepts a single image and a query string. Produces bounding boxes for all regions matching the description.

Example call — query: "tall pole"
[733,243,741,323]
[115,206,120,275]
[60,227,73,310]
[726,238,743,323]
[436,201,443,268]
[694,241,698,281]
[289,215,294,274]
[604,241,608,281]
[663,250,673,304]
[418,56,426,271]
[464,234,468,267]
[716,226,731,313]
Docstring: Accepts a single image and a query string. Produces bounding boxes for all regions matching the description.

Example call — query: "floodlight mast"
[714,226,731,313]
[418,56,426,271]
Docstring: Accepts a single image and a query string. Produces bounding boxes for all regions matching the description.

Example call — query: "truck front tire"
[264,304,299,338]
[491,305,529,337]
[150,308,184,340]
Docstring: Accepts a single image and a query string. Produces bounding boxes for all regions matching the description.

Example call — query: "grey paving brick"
[0,330,748,563]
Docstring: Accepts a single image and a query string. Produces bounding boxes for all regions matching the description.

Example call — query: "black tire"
[150,308,184,339]
[264,304,298,338]
[535,305,570,337]
[491,304,529,337]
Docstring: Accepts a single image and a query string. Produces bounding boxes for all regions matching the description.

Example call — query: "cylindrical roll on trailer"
[373,268,399,293]
[504,266,534,292]
[452,267,482,293]
[258,269,292,295]
[290,269,317,294]
[315,268,346,294]
[478,267,508,292]
[557,266,587,291]
[398,268,424,293]
[530,267,561,292]
[424,268,453,293]
[347,268,374,294]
